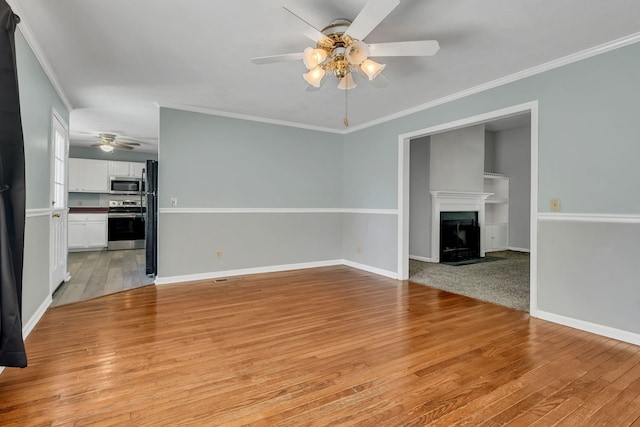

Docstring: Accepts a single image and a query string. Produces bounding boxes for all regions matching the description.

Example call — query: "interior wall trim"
[157,103,342,135]
[155,258,397,286]
[345,32,640,133]
[538,213,640,223]
[537,310,640,347]
[22,295,52,340]
[409,255,437,263]
[159,208,398,215]
[26,208,52,218]
[155,259,344,285]
[7,1,73,111]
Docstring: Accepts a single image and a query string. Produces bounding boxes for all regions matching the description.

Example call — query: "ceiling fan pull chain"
[343,85,349,127]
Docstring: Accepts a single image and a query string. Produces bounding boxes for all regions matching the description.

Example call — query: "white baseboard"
[535,310,640,346]
[156,259,399,285]
[342,260,398,279]
[508,247,531,253]
[23,296,52,340]
[409,255,437,263]
[155,260,344,285]
[1,295,53,375]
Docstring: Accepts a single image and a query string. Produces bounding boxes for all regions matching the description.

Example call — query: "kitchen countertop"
[69,207,109,214]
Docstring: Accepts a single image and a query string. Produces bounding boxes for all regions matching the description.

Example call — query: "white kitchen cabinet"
[68,213,108,250]
[130,162,145,178]
[108,161,131,177]
[483,173,509,252]
[68,159,109,193]
[109,161,145,178]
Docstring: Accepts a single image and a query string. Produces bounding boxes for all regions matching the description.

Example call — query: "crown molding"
[7,0,74,113]
[344,32,640,134]
[158,103,343,135]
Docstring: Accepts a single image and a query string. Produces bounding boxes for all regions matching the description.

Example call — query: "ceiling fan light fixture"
[337,72,357,90]
[303,66,325,87]
[345,40,369,65]
[303,47,328,70]
[100,144,114,153]
[361,59,386,80]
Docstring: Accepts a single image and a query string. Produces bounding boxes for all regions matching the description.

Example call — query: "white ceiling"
[11,0,640,153]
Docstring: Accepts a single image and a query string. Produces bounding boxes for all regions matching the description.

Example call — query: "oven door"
[108,214,145,250]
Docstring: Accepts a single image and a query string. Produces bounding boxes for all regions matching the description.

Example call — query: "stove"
[107,200,146,250]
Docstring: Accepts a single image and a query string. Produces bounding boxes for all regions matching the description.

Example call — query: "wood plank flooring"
[2,266,639,425]
[52,249,154,306]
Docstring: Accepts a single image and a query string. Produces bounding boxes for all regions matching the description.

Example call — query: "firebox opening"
[440,211,480,263]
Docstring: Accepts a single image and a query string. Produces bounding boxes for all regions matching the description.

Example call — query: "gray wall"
[343,41,640,336]
[492,125,531,249]
[430,124,485,192]
[158,108,344,279]
[160,213,342,277]
[484,131,496,172]
[16,29,69,323]
[538,220,640,333]
[409,136,431,259]
[69,146,158,163]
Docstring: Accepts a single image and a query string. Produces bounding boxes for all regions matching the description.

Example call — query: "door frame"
[397,101,539,315]
[49,108,70,294]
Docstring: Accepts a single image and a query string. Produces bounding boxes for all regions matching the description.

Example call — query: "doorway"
[397,102,539,314]
[50,110,69,293]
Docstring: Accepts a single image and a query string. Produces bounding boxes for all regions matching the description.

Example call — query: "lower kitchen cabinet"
[68,214,108,250]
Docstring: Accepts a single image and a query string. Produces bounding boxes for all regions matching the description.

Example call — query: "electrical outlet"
[550,198,561,212]
[171,197,178,207]
[357,245,363,254]
[215,250,222,259]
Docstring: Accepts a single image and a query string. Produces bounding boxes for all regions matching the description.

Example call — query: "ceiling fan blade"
[281,7,332,44]
[251,52,304,65]
[344,0,400,41]
[90,143,103,148]
[368,40,440,57]
[115,141,141,146]
[113,143,134,150]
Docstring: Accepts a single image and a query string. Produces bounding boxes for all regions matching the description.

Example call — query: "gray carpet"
[409,250,530,311]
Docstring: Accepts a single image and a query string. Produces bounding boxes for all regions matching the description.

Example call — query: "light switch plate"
[550,198,560,212]
[171,197,178,207]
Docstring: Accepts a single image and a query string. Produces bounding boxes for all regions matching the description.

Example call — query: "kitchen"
[55,148,158,306]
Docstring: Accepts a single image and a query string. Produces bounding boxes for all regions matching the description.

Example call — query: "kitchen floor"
[52,249,154,307]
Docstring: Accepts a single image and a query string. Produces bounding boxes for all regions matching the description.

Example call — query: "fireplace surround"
[430,191,492,263]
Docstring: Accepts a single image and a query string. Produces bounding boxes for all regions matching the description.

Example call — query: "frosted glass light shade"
[100,144,114,153]
[303,66,325,87]
[303,47,327,70]
[345,40,369,65]
[360,59,386,80]
[337,72,357,90]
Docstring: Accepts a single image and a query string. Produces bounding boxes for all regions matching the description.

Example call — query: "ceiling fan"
[91,133,141,153]
[251,0,440,125]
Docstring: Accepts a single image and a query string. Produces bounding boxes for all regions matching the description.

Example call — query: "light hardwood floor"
[2,266,639,425]
[52,249,154,306]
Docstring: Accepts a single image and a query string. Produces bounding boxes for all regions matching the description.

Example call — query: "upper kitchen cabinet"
[109,161,145,178]
[68,158,109,193]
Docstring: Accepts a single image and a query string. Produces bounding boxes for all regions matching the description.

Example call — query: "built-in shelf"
[483,173,509,252]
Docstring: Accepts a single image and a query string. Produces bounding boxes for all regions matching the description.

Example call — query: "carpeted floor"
[409,250,530,311]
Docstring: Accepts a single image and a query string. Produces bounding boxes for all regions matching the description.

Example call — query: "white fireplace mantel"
[431,191,493,262]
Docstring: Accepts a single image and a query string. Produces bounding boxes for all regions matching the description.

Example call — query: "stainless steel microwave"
[109,176,143,194]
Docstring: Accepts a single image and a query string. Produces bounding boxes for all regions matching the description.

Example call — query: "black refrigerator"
[145,160,158,276]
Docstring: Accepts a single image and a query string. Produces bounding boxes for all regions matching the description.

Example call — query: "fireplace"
[439,211,480,263]
[430,191,491,263]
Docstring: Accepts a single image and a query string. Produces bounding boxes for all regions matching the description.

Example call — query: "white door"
[50,111,69,293]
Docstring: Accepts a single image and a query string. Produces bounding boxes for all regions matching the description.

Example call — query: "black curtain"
[0,0,27,368]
